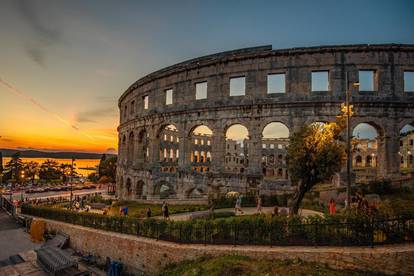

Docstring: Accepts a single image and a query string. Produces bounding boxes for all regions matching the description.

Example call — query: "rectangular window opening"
[404,71,414,92]
[230,76,246,96]
[358,70,375,91]
[267,73,286,94]
[143,95,148,110]
[165,89,173,105]
[195,82,207,100]
[311,71,329,92]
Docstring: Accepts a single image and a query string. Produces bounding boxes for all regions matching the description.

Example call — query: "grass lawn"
[108,201,208,218]
[159,255,383,276]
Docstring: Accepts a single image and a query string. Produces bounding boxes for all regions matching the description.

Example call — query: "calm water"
[2,157,100,177]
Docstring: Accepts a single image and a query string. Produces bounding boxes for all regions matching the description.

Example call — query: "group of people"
[234,195,289,216]
[145,201,169,219]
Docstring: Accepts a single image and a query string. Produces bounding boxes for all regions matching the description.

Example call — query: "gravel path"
[154,207,324,221]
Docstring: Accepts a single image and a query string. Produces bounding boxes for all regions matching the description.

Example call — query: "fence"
[1,195,16,215]
[21,204,414,247]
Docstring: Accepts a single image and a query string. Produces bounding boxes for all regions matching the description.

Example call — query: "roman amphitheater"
[117,44,414,200]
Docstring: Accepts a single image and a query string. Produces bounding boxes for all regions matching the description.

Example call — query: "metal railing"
[21,204,414,247]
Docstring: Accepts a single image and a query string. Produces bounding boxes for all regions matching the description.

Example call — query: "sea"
[2,157,100,177]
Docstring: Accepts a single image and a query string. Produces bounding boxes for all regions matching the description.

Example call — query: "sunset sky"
[0,0,413,153]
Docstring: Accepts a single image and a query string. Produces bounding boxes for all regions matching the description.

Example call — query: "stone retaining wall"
[41,218,414,275]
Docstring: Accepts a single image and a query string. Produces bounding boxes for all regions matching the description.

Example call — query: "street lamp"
[70,157,75,209]
[345,72,360,209]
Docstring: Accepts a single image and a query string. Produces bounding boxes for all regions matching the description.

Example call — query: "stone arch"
[399,122,414,172]
[154,180,175,199]
[135,180,145,198]
[121,134,127,163]
[185,187,205,198]
[137,128,150,164]
[351,119,384,137]
[126,178,132,196]
[261,122,290,181]
[352,122,381,183]
[225,124,249,173]
[355,155,363,167]
[189,125,213,174]
[127,132,135,165]
[159,124,180,173]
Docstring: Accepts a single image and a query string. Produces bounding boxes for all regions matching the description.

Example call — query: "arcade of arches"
[117,119,414,200]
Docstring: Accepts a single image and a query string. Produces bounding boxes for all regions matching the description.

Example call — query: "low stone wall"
[40,218,414,275]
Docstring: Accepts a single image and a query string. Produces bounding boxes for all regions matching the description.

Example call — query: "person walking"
[234,195,244,215]
[256,195,262,214]
[162,201,169,220]
[146,207,152,218]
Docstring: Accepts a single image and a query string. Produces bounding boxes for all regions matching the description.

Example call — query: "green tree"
[287,122,345,214]
[87,172,99,183]
[24,161,39,184]
[98,155,117,182]
[3,152,24,182]
[39,159,62,182]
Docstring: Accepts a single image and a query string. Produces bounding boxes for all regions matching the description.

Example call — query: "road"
[10,188,107,201]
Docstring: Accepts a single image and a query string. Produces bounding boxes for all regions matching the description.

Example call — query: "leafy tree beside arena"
[287,122,345,214]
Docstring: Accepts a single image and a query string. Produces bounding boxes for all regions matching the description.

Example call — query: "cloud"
[75,107,117,123]
[15,0,62,66]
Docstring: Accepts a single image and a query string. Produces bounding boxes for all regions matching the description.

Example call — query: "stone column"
[248,130,262,175]
[211,126,225,173]
[378,126,400,178]
[178,132,188,170]
[149,128,161,171]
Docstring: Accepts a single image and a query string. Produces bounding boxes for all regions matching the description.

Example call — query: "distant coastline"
[0,148,116,159]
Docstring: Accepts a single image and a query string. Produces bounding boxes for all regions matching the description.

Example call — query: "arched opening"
[225,124,249,173]
[127,132,135,166]
[154,181,175,199]
[121,135,127,163]
[185,187,204,198]
[137,129,149,165]
[190,125,213,173]
[261,122,289,181]
[136,180,144,198]
[126,178,132,196]
[400,123,414,174]
[354,155,363,167]
[352,123,380,183]
[159,124,179,173]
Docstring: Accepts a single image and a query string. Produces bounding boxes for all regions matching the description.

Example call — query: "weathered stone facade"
[117,44,414,200]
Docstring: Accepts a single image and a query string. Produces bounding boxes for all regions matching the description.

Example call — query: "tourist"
[256,195,262,214]
[162,202,169,220]
[328,198,336,215]
[234,195,244,215]
[146,207,152,218]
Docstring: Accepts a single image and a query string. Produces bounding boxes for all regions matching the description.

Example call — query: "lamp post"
[345,72,359,209]
[70,157,75,209]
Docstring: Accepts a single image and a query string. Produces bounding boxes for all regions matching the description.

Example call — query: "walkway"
[155,207,324,221]
[0,210,41,260]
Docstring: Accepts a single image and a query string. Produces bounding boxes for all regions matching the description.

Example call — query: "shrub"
[368,179,393,195]
[21,204,414,247]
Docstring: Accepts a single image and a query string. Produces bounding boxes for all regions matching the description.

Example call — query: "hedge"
[21,204,414,246]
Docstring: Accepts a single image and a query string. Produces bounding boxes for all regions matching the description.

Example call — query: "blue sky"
[0,0,413,151]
